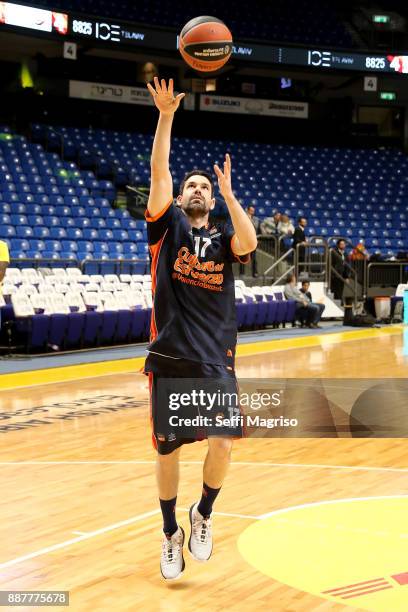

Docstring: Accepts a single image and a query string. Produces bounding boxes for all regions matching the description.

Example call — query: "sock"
[160,497,178,537]
[197,482,221,517]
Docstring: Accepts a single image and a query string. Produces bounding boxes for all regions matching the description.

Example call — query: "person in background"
[300,279,312,301]
[0,240,10,331]
[348,241,368,288]
[349,241,369,261]
[277,213,294,254]
[240,205,260,277]
[277,214,294,237]
[299,279,325,326]
[292,216,308,265]
[330,238,350,301]
[284,273,324,328]
[260,211,281,236]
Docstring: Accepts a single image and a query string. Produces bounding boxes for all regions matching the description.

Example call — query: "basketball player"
[145,77,257,580]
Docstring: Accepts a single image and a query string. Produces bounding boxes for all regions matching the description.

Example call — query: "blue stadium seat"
[83,228,99,240]
[0,225,16,237]
[33,227,50,238]
[77,241,94,253]
[49,227,67,239]
[66,228,83,239]
[93,242,109,253]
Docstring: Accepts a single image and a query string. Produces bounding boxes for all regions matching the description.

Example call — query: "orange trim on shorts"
[148,372,158,451]
[145,198,173,222]
[231,234,251,264]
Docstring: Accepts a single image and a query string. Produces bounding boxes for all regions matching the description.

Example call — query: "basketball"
[179,16,233,72]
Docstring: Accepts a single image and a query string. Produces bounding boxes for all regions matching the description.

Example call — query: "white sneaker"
[160,526,185,580]
[188,503,213,562]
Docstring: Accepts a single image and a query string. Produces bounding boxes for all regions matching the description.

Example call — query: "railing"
[256,234,278,259]
[263,248,295,286]
[295,236,329,283]
[263,236,328,286]
[365,261,408,296]
[326,240,359,305]
[328,255,359,305]
[126,184,149,207]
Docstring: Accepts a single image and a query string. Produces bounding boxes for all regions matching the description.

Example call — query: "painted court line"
[257,494,408,520]
[2,495,407,570]
[0,509,161,570]
[0,508,257,570]
[0,460,407,473]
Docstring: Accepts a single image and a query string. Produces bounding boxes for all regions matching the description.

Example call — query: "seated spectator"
[300,279,313,301]
[284,274,325,328]
[300,279,325,324]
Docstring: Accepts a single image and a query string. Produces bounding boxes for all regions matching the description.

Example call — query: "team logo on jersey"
[172,246,225,292]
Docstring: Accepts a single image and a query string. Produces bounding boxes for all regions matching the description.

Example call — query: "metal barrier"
[365,261,408,296]
[126,184,149,210]
[263,236,328,286]
[263,248,295,286]
[295,236,329,283]
[256,234,277,259]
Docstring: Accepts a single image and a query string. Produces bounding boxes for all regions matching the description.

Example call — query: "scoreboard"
[1,1,408,75]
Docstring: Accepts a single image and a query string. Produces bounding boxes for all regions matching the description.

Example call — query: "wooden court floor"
[1,326,408,612]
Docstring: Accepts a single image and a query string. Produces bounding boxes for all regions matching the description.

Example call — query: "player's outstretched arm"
[146,77,185,218]
[214,154,258,255]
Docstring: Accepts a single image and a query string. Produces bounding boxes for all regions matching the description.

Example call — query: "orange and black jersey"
[145,200,250,367]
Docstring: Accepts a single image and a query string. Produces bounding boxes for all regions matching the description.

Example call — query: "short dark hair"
[298,216,307,223]
[301,279,310,285]
[336,238,346,247]
[286,273,296,283]
[179,169,214,197]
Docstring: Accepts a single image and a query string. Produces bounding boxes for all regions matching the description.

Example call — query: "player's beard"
[183,195,210,218]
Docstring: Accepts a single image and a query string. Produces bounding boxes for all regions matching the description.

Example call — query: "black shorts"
[145,353,242,455]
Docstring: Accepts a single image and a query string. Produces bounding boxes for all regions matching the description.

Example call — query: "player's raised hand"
[214,153,233,200]
[147,77,185,115]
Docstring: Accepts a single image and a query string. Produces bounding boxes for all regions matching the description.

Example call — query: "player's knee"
[157,446,181,465]
[209,437,233,460]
